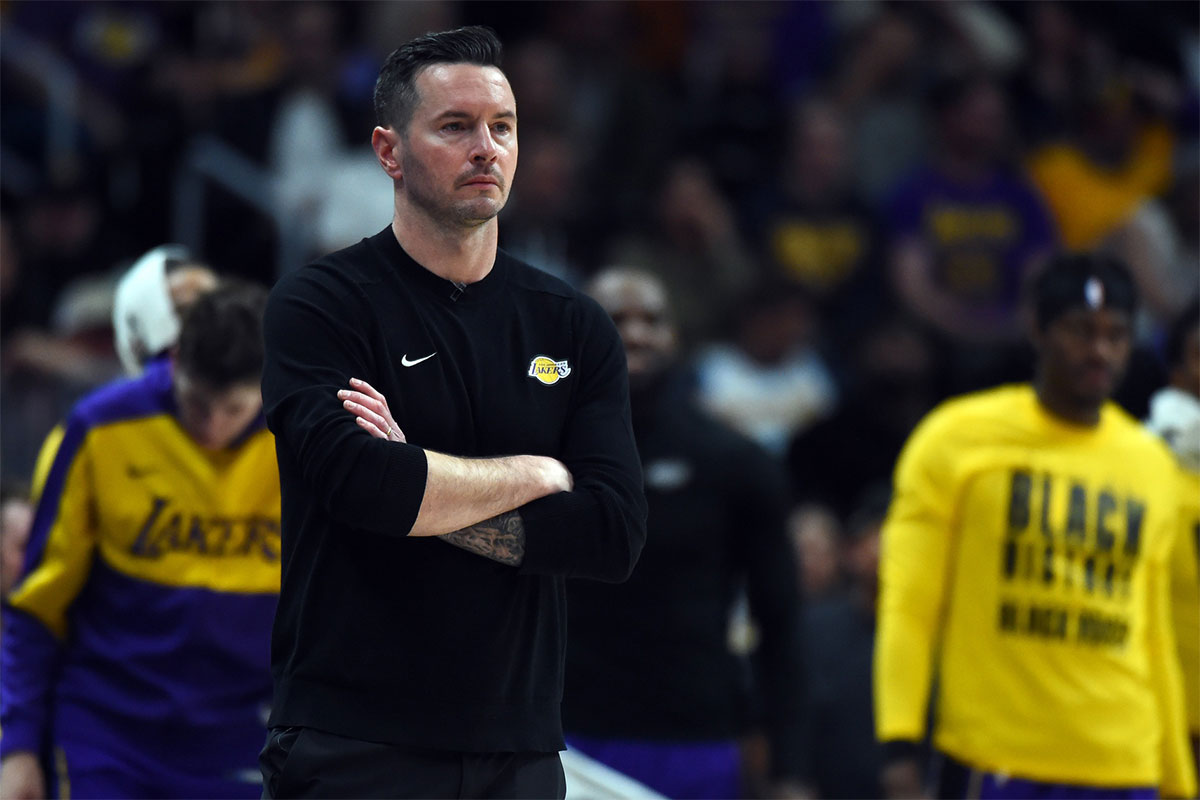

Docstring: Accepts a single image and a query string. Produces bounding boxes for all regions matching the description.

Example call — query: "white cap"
[112,244,192,375]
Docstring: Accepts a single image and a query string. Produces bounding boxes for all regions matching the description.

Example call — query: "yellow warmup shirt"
[875,385,1195,795]
[1,360,280,769]
[1171,467,1200,734]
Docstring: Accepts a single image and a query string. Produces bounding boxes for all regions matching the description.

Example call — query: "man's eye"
[442,122,463,132]
[494,122,511,133]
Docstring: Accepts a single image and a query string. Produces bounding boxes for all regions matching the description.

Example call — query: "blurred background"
[1,0,1197,497]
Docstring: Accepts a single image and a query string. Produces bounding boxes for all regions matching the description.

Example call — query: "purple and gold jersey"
[0,359,280,778]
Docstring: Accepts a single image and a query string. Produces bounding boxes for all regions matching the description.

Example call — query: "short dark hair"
[176,280,268,388]
[374,26,503,132]
[1030,252,1138,331]
[1165,300,1200,370]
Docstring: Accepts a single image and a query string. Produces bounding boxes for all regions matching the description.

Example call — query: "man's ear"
[372,127,403,180]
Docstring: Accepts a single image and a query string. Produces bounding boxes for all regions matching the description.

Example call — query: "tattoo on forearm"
[439,511,526,566]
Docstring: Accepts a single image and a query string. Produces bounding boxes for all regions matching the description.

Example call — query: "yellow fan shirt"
[875,385,1195,795]
[1027,123,1173,251]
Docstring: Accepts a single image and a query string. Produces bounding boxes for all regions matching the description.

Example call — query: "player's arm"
[261,269,570,540]
[874,408,959,796]
[1147,477,1198,799]
[1,421,98,798]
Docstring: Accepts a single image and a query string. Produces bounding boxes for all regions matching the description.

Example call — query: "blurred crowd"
[4,0,1197,483]
[1,1,1198,798]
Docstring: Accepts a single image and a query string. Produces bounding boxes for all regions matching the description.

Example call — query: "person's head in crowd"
[114,245,220,375]
[850,316,937,429]
[504,38,569,135]
[1029,2,1082,64]
[851,10,922,94]
[1166,301,1200,399]
[1077,69,1142,160]
[586,268,677,394]
[284,1,344,93]
[656,157,735,247]
[789,503,842,599]
[503,130,573,225]
[0,481,33,599]
[20,179,103,266]
[732,280,818,367]
[786,99,850,203]
[931,73,1010,169]
[1029,252,1137,424]
[1169,146,1199,249]
[371,26,515,230]
[50,272,120,360]
[842,483,890,608]
[172,281,268,451]
[1150,301,1200,472]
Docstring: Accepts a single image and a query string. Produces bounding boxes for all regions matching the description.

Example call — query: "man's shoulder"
[502,250,577,301]
[663,393,783,478]
[920,384,1024,433]
[276,230,391,295]
[1104,401,1179,470]
[899,385,1031,469]
[501,251,617,336]
[77,361,172,426]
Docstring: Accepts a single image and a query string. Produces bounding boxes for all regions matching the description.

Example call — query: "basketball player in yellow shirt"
[875,253,1195,799]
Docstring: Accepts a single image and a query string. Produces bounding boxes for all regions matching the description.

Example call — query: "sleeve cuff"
[0,722,41,759]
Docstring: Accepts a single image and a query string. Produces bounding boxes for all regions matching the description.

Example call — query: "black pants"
[259,726,566,800]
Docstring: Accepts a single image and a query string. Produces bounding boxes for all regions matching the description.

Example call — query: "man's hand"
[339,377,572,494]
[0,752,46,800]
[881,757,926,800]
[529,454,573,495]
[339,377,573,536]
[339,378,406,442]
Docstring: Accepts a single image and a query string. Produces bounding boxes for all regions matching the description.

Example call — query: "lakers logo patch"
[527,355,571,385]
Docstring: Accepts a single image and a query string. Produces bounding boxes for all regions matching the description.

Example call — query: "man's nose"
[1088,333,1123,366]
[471,125,499,162]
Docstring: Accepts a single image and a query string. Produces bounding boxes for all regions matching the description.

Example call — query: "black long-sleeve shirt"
[562,374,808,779]
[260,227,647,753]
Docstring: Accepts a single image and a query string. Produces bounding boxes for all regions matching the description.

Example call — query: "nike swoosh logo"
[401,352,436,367]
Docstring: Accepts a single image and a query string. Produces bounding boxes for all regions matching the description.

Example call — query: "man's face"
[589,273,677,387]
[398,63,518,228]
[945,83,1008,162]
[1036,307,1132,409]
[173,368,263,450]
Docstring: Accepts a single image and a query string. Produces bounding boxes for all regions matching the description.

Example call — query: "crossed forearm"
[438,510,526,566]
[409,450,570,537]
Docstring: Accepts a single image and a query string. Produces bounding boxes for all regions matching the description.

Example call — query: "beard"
[401,151,508,229]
